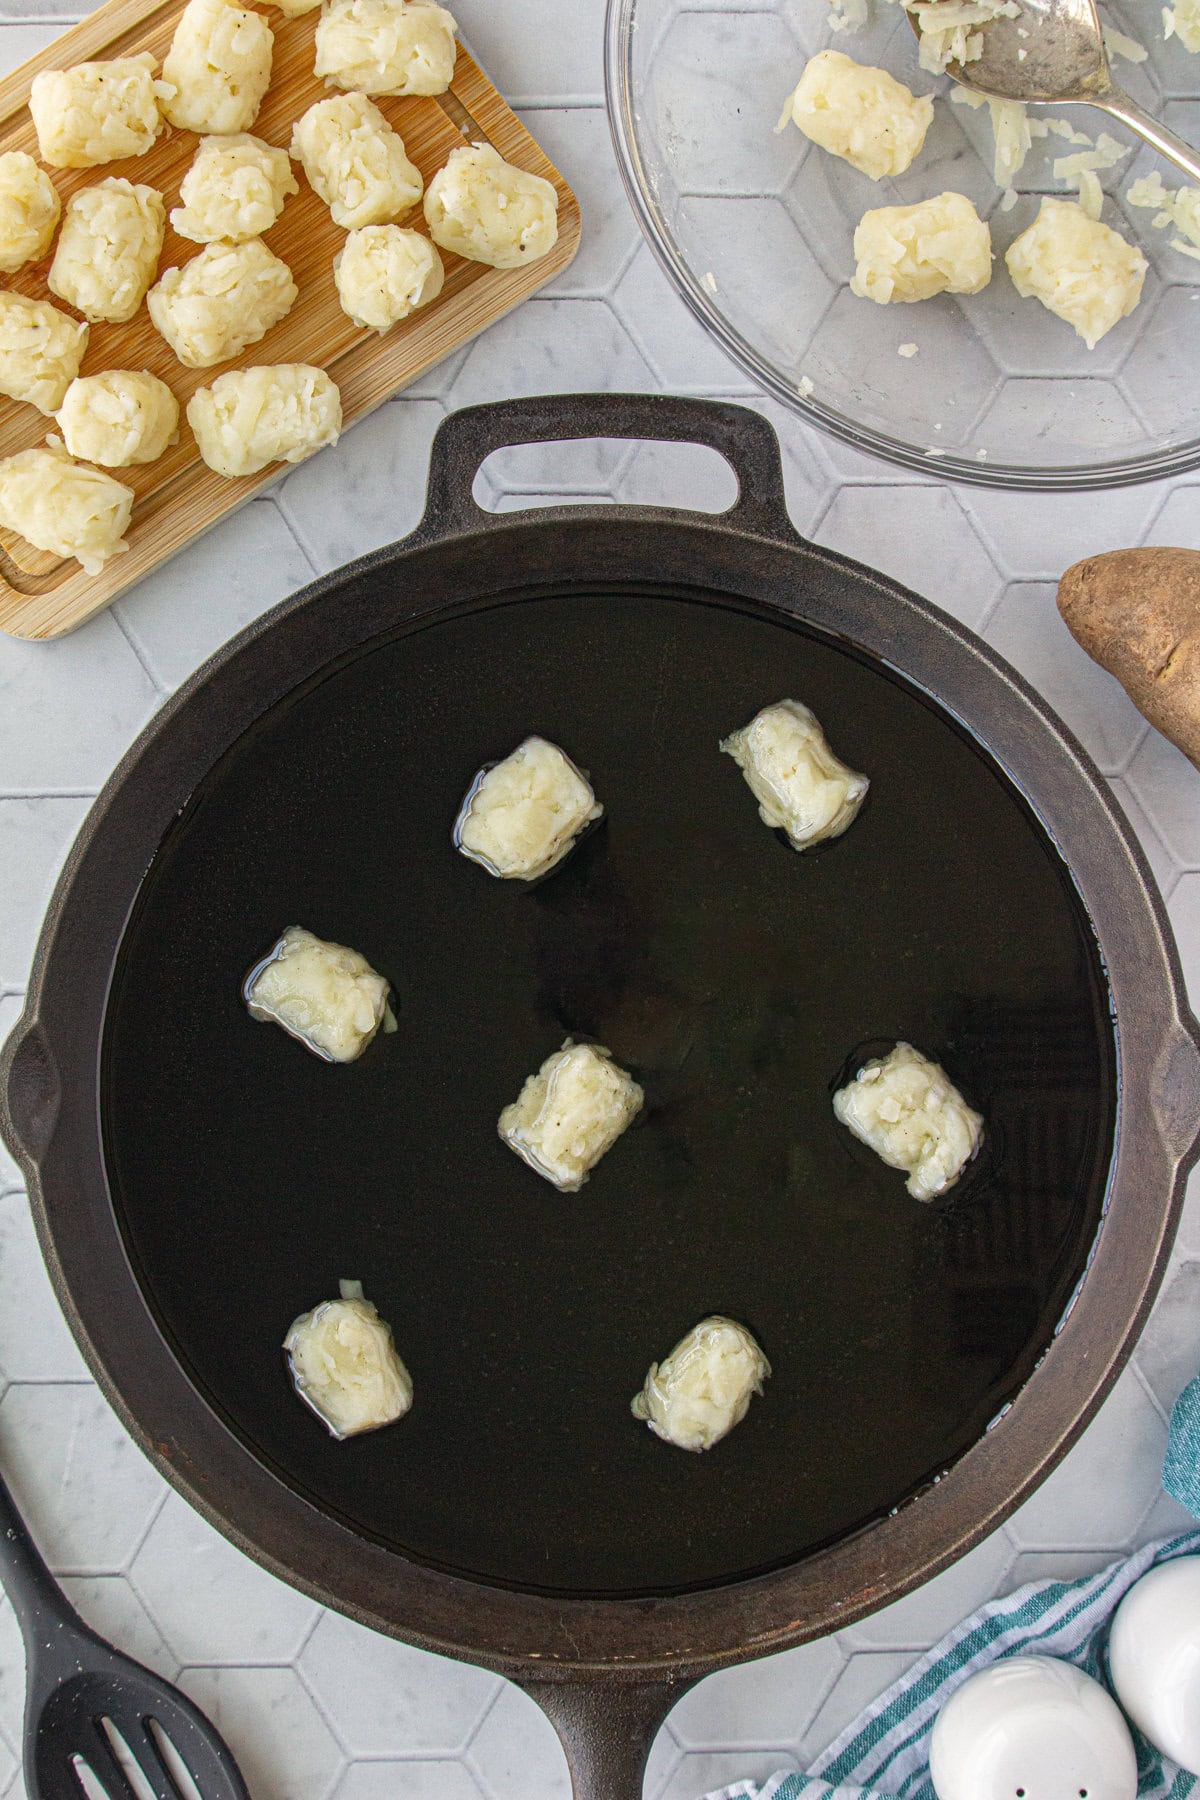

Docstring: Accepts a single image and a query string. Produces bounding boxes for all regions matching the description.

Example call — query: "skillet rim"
[2,395,1198,1683]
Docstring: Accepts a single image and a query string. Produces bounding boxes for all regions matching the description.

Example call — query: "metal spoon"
[0,1469,253,1800]
[911,0,1200,182]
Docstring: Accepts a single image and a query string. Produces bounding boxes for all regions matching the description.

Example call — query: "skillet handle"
[519,1674,690,1800]
[1153,1013,1200,1170]
[0,1013,59,1176]
[416,393,799,545]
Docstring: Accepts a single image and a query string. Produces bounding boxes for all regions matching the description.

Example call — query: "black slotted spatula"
[0,1468,253,1800]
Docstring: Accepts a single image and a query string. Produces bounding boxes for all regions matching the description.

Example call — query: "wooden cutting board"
[0,1,580,639]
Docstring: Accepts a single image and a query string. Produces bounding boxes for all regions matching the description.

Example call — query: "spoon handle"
[0,1470,82,1645]
[1098,87,1200,185]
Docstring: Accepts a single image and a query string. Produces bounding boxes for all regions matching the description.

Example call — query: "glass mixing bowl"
[604,0,1200,487]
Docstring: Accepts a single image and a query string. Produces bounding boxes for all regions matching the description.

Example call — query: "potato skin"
[1058,546,1200,773]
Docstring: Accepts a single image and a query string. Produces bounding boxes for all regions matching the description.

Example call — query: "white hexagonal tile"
[300,1611,499,1757]
[0,1599,23,1755]
[58,1575,177,1681]
[656,1746,796,1800]
[983,581,1149,773]
[0,616,159,792]
[1169,874,1200,998]
[667,1638,842,1753]
[802,1650,915,1765]
[464,1682,570,1800]
[1175,1164,1200,1262]
[1122,287,1200,438]
[0,797,94,992]
[1145,485,1200,552]
[1127,732,1200,868]
[279,400,446,574]
[1001,1547,1122,1591]
[114,500,315,693]
[815,486,1003,630]
[0,1384,162,1573]
[517,108,641,299]
[0,995,25,1196]
[674,196,836,375]
[1138,1487,1200,1541]
[612,247,756,391]
[333,1759,486,1800]
[1133,1259,1200,1419]
[613,438,739,513]
[961,483,1164,582]
[179,1666,343,1800]
[1004,1364,1169,1551]
[975,379,1148,472]
[844,1530,1015,1652]
[452,0,602,105]
[1104,775,1181,895]
[0,1735,12,1798]
[0,1192,89,1383]
[131,1491,318,1667]
[644,1721,681,1800]
[0,25,73,67]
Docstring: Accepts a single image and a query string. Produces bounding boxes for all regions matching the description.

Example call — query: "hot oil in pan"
[101,590,1116,1598]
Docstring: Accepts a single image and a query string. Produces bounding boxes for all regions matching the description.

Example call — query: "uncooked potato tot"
[290,93,422,230]
[334,225,444,329]
[29,54,166,168]
[48,178,164,325]
[454,735,602,880]
[0,437,132,574]
[834,1042,983,1201]
[161,0,274,135]
[779,50,934,180]
[631,1317,770,1452]
[314,0,458,97]
[499,1040,643,1193]
[284,1281,413,1438]
[1058,547,1200,774]
[721,698,869,850]
[148,239,298,368]
[0,292,88,414]
[0,153,60,274]
[1005,198,1146,348]
[170,135,298,244]
[851,191,992,303]
[188,364,342,477]
[56,371,179,467]
[424,143,558,268]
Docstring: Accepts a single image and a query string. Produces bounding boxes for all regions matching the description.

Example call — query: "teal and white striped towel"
[704,1362,1200,1800]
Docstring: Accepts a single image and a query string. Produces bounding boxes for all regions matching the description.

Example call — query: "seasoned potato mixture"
[290,92,422,229]
[499,1040,643,1193]
[454,735,602,880]
[631,1317,770,1452]
[161,0,274,135]
[1005,198,1147,347]
[29,54,166,168]
[285,1281,413,1438]
[780,50,934,180]
[334,224,444,328]
[834,1042,984,1201]
[0,292,88,414]
[314,0,458,97]
[56,370,179,467]
[244,925,394,1062]
[148,238,298,367]
[48,178,165,324]
[188,364,342,477]
[0,152,60,274]
[170,134,297,243]
[424,142,558,268]
[721,698,869,850]
[0,437,133,573]
[852,191,992,303]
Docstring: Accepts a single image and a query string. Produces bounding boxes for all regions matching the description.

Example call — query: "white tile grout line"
[261,493,321,581]
[0,789,97,800]
[110,610,169,699]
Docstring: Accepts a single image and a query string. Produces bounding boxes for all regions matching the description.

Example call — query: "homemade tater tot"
[187,364,342,477]
[170,135,298,244]
[631,1317,771,1452]
[48,178,165,324]
[314,0,458,97]
[290,93,422,229]
[833,1042,983,1201]
[424,143,558,268]
[333,225,443,329]
[499,1041,643,1193]
[0,437,133,574]
[779,51,933,180]
[0,153,60,274]
[56,371,179,468]
[29,54,166,168]
[1006,199,1146,348]
[161,0,274,135]
[721,698,869,851]
[0,293,87,414]
[148,238,298,367]
[851,191,992,304]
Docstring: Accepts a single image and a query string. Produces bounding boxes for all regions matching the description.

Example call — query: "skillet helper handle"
[0,1468,82,1649]
[417,392,799,544]
[0,1013,59,1174]
[520,1676,688,1800]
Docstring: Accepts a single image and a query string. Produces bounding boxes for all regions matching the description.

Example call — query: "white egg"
[1108,1556,1200,1775]
[929,1656,1137,1800]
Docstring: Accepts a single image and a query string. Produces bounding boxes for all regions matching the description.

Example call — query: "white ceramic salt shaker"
[1108,1555,1200,1776]
[928,1655,1138,1800]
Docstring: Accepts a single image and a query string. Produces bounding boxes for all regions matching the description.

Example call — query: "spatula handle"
[0,1469,80,1644]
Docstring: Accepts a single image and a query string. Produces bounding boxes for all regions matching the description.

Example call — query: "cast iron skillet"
[2,395,1198,1799]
